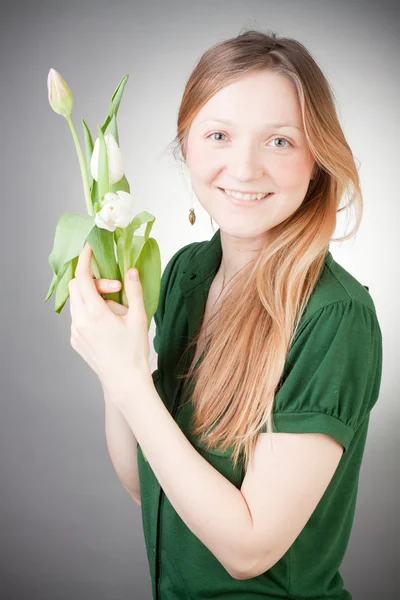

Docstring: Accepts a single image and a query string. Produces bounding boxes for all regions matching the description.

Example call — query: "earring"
[189,187,196,225]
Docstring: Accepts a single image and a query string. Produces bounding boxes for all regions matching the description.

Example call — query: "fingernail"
[109,281,120,290]
[129,269,139,281]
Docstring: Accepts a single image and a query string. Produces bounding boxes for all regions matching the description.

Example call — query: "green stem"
[121,243,130,307]
[65,115,93,216]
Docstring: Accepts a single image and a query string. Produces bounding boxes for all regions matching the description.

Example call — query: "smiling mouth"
[218,187,274,206]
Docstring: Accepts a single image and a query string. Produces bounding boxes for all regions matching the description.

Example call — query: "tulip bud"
[94,190,135,232]
[90,132,125,185]
[47,68,74,117]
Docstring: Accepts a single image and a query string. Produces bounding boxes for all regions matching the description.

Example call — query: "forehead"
[192,70,302,131]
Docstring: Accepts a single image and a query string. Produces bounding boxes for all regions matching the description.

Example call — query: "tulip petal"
[47,68,74,117]
[105,133,125,184]
[89,133,125,186]
[93,189,134,232]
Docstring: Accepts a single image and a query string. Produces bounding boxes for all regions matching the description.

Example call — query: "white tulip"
[90,133,125,185]
[94,191,135,232]
[47,68,74,118]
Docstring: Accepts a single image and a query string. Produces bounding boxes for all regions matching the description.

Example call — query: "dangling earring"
[189,187,196,225]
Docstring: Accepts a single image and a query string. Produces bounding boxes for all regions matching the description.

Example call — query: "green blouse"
[137,227,383,600]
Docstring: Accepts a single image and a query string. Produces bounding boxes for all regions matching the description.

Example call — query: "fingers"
[75,242,93,277]
[68,277,84,321]
[104,298,128,316]
[94,278,122,294]
[75,243,103,307]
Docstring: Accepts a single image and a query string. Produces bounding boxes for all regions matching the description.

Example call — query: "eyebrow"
[199,118,302,131]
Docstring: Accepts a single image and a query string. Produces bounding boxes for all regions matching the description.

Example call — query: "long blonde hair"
[169,28,362,473]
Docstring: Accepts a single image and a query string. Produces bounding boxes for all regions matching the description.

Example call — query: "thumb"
[125,268,144,318]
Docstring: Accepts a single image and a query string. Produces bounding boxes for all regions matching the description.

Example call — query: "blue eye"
[272,137,291,148]
[207,132,228,142]
[206,132,292,148]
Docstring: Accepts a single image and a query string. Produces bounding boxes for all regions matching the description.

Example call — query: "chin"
[219,221,269,239]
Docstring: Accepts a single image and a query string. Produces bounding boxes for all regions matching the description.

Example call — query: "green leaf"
[110,174,130,194]
[97,126,109,202]
[135,237,161,331]
[44,212,95,306]
[86,226,121,304]
[101,74,129,135]
[44,261,69,302]
[104,113,119,147]
[53,252,99,314]
[99,81,131,194]
[113,211,160,324]
[91,178,100,210]
[55,256,78,314]
[115,228,146,286]
[114,211,156,282]
[108,74,129,118]
[82,118,94,193]
[116,210,156,243]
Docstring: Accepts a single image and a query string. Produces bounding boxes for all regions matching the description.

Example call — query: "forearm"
[104,389,140,500]
[108,370,254,578]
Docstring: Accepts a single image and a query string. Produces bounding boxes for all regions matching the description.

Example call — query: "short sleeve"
[263,299,383,453]
[153,241,200,354]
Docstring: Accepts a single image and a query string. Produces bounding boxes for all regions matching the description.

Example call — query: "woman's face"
[185,70,316,238]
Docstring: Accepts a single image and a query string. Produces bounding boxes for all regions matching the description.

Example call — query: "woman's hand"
[95,282,129,317]
[84,259,129,316]
[68,243,150,393]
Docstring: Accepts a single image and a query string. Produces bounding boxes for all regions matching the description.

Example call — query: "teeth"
[223,188,270,201]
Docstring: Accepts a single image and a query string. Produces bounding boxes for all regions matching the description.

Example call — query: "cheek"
[187,144,211,169]
[187,144,224,180]
[257,193,304,229]
[274,154,312,188]
[199,156,221,181]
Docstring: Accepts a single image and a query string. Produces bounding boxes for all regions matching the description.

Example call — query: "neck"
[218,228,267,283]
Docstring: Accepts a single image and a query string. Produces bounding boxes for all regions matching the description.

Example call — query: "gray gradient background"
[1,0,399,598]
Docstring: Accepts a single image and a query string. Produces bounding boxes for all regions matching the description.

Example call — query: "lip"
[218,187,273,206]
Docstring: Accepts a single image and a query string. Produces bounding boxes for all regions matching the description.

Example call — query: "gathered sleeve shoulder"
[262,299,383,453]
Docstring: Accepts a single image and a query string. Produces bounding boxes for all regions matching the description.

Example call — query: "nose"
[226,142,265,181]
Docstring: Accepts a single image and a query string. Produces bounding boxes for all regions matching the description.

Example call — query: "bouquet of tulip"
[43,68,161,330]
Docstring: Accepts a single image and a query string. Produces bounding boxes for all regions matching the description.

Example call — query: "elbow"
[219,541,254,580]
[229,558,270,581]
[224,518,264,580]
[229,544,273,581]
[229,562,255,581]
[225,547,257,581]
[223,502,272,580]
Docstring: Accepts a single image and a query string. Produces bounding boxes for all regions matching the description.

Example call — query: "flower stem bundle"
[44,68,161,326]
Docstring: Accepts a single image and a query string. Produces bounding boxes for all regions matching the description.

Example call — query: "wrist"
[100,364,153,404]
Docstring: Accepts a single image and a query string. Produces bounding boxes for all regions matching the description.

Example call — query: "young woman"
[70,29,383,599]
